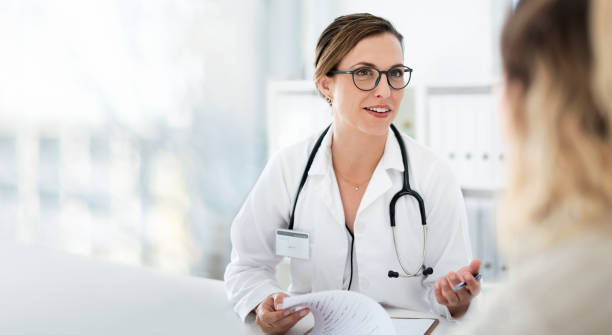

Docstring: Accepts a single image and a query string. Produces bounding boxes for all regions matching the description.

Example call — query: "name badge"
[275,229,310,260]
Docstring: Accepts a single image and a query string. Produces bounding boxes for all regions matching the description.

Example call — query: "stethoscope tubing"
[289,123,432,282]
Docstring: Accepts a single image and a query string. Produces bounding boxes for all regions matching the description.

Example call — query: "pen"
[453,273,482,291]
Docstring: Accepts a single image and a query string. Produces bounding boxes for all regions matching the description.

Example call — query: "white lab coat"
[224,125,473,322]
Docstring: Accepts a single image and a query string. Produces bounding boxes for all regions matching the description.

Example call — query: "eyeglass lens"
[353,67,411,90]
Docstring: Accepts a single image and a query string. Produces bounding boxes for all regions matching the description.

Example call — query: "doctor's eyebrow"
[349,62,405,69]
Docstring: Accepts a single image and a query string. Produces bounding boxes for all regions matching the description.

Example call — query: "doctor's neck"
[330,123,387,180]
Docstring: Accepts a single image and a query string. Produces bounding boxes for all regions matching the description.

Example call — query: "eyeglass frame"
[327,65,413,91]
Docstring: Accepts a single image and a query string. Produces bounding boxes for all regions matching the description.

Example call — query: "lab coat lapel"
[358,129,404,214]
[313,172,344,224]
[358,163,392,214]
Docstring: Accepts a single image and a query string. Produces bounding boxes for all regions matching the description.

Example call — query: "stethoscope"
[287,123,433,290]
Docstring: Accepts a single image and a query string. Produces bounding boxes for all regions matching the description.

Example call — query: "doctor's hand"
[434,259,481,318]
[254,292,310,335]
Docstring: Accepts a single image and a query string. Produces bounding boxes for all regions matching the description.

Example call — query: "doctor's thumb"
[469,259,482,274]
[273,293,288,311]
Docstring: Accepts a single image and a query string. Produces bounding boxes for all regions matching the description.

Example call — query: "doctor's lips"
[364,104,392,118]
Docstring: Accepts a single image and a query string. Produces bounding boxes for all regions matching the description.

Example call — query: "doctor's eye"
[354,67,375,77]
[388,68,405,77]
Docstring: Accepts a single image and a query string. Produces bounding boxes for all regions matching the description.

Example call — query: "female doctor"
[225,13,481,334]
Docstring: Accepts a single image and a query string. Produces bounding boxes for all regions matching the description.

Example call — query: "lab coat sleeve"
[419,160,474,320]
[223,152,293,322]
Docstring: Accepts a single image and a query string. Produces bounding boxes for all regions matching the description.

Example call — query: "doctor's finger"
[457,268,474,281]
[446,272,463,287]
[465,275,481,296]
[441,279,460,305]
[468,259,482,274]
[257,294,278,312]
[260,308,292,325]
[272,293,289,310]
[456,270,479,292]
[434,281,449,305]
[454,285,473,303]
[275,308,310,330]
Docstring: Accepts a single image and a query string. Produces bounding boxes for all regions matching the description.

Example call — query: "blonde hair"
[499,0,612,256]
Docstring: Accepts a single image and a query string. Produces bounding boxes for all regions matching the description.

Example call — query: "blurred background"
[0,0,511,283]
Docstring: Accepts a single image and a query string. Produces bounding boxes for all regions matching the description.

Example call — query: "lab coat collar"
[308,125,406,177]
[380,127,406,172]
[307,124,334,177]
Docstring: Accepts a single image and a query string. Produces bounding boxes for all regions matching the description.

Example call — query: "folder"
[391,317,439,335]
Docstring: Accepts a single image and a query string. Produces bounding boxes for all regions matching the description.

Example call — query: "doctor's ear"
[317,76,334,106]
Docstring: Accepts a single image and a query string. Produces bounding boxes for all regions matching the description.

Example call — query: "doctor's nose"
[373,75,392,99]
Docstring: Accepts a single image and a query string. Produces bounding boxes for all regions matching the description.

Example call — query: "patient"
[454,0,612,334]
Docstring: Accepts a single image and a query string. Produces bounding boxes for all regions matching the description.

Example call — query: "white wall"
[304,0,510,85]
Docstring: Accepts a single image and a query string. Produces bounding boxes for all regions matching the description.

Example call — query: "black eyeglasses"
[328,65,413,91]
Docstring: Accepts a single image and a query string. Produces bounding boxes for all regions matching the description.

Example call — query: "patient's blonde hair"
[499,0,612,256]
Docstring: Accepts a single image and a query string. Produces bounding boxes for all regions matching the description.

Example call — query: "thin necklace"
[336,172,370,191]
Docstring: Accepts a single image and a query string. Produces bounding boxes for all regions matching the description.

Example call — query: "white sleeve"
[419,161,474,319]
[223,153,293,322]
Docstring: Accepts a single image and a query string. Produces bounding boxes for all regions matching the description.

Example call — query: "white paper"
[281,290,396,335]
[391,318,436,334]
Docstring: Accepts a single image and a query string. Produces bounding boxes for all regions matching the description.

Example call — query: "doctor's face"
[323,33,405,137]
